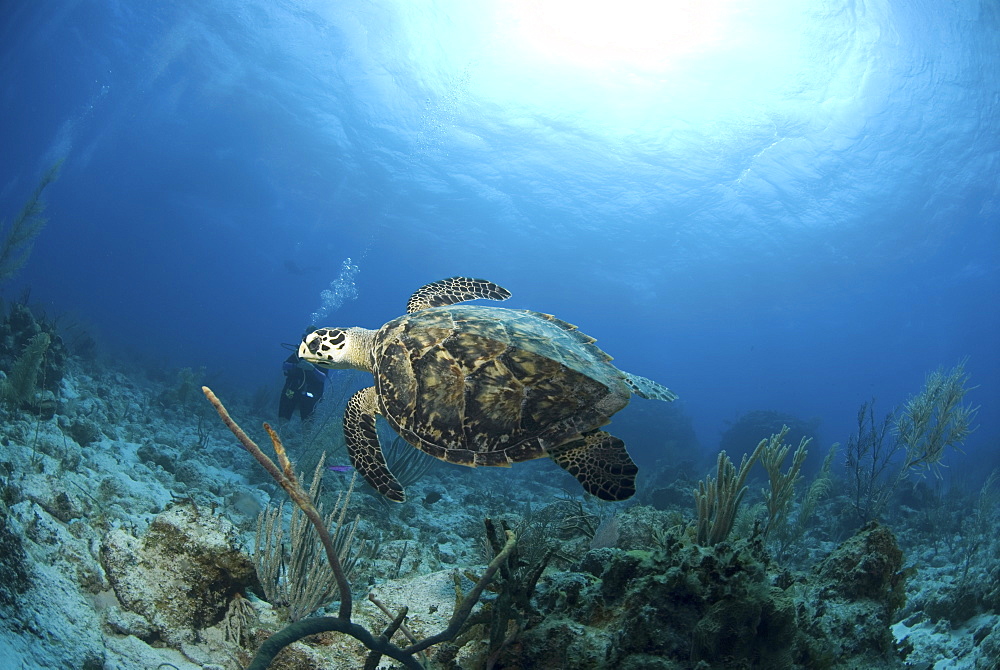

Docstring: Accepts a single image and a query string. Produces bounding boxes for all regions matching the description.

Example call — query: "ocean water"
[1,1,998,668]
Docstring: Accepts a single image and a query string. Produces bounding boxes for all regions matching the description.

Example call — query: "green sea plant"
[0,161,62,283]
[694,436,767,545]
[797,445,836,530]
[759,425,810,539]
[768,442,837,563]
[789,444,836,545]
[845,399,896,524]
[846,361,979,525]
[254,454,363,621]
[957,469,998,589]
[440,518,554,668]
[0,331,50,408]
[0,301,68,410]
[894,359,978,475]
[481,517,552,666]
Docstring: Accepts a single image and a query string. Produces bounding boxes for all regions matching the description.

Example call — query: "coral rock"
[100,503,255,645]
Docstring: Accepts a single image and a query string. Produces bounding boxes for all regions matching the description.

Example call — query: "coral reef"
[0,305,994,668]
[496,522,906,670]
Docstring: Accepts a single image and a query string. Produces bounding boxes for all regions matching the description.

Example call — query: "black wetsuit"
[278,353,327,421]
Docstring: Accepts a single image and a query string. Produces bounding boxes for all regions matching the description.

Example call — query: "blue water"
[1,0,997,474]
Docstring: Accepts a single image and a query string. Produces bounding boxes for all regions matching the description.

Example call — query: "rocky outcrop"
[100,502,256,645]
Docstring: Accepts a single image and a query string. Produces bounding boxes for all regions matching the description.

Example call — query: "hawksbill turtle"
[298,277,677,502]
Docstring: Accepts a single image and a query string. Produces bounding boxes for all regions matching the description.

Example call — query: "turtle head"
[299,327,372,371]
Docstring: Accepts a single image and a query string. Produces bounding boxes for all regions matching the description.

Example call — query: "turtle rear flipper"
[623,372,679,402]
[407,277,511,313]
[345,387,405,502]
[548,431,638,501]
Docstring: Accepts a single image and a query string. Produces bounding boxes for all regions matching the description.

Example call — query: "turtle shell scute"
[372,305,630,465]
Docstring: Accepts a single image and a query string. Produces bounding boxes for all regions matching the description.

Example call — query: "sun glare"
[427,0,846,140]
[504,0,731,71]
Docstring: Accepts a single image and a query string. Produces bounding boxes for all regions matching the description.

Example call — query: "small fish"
[327,465,353,473]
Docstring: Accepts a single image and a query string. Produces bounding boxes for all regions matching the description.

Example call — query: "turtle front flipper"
[548,431,638,501]
[406,277,512,313]
[623,372,679,402]
[344,386,405,502]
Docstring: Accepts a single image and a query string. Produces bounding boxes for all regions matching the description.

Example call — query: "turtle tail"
[623,372,678,402]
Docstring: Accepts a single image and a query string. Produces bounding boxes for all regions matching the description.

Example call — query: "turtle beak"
[298,335,324,363]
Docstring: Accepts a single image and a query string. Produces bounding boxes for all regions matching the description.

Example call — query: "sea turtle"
[298,277,678,502]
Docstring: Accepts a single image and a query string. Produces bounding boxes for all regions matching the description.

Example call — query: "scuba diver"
[278,327,329,423]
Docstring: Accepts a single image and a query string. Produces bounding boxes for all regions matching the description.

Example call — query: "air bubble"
[309,257,360,325]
